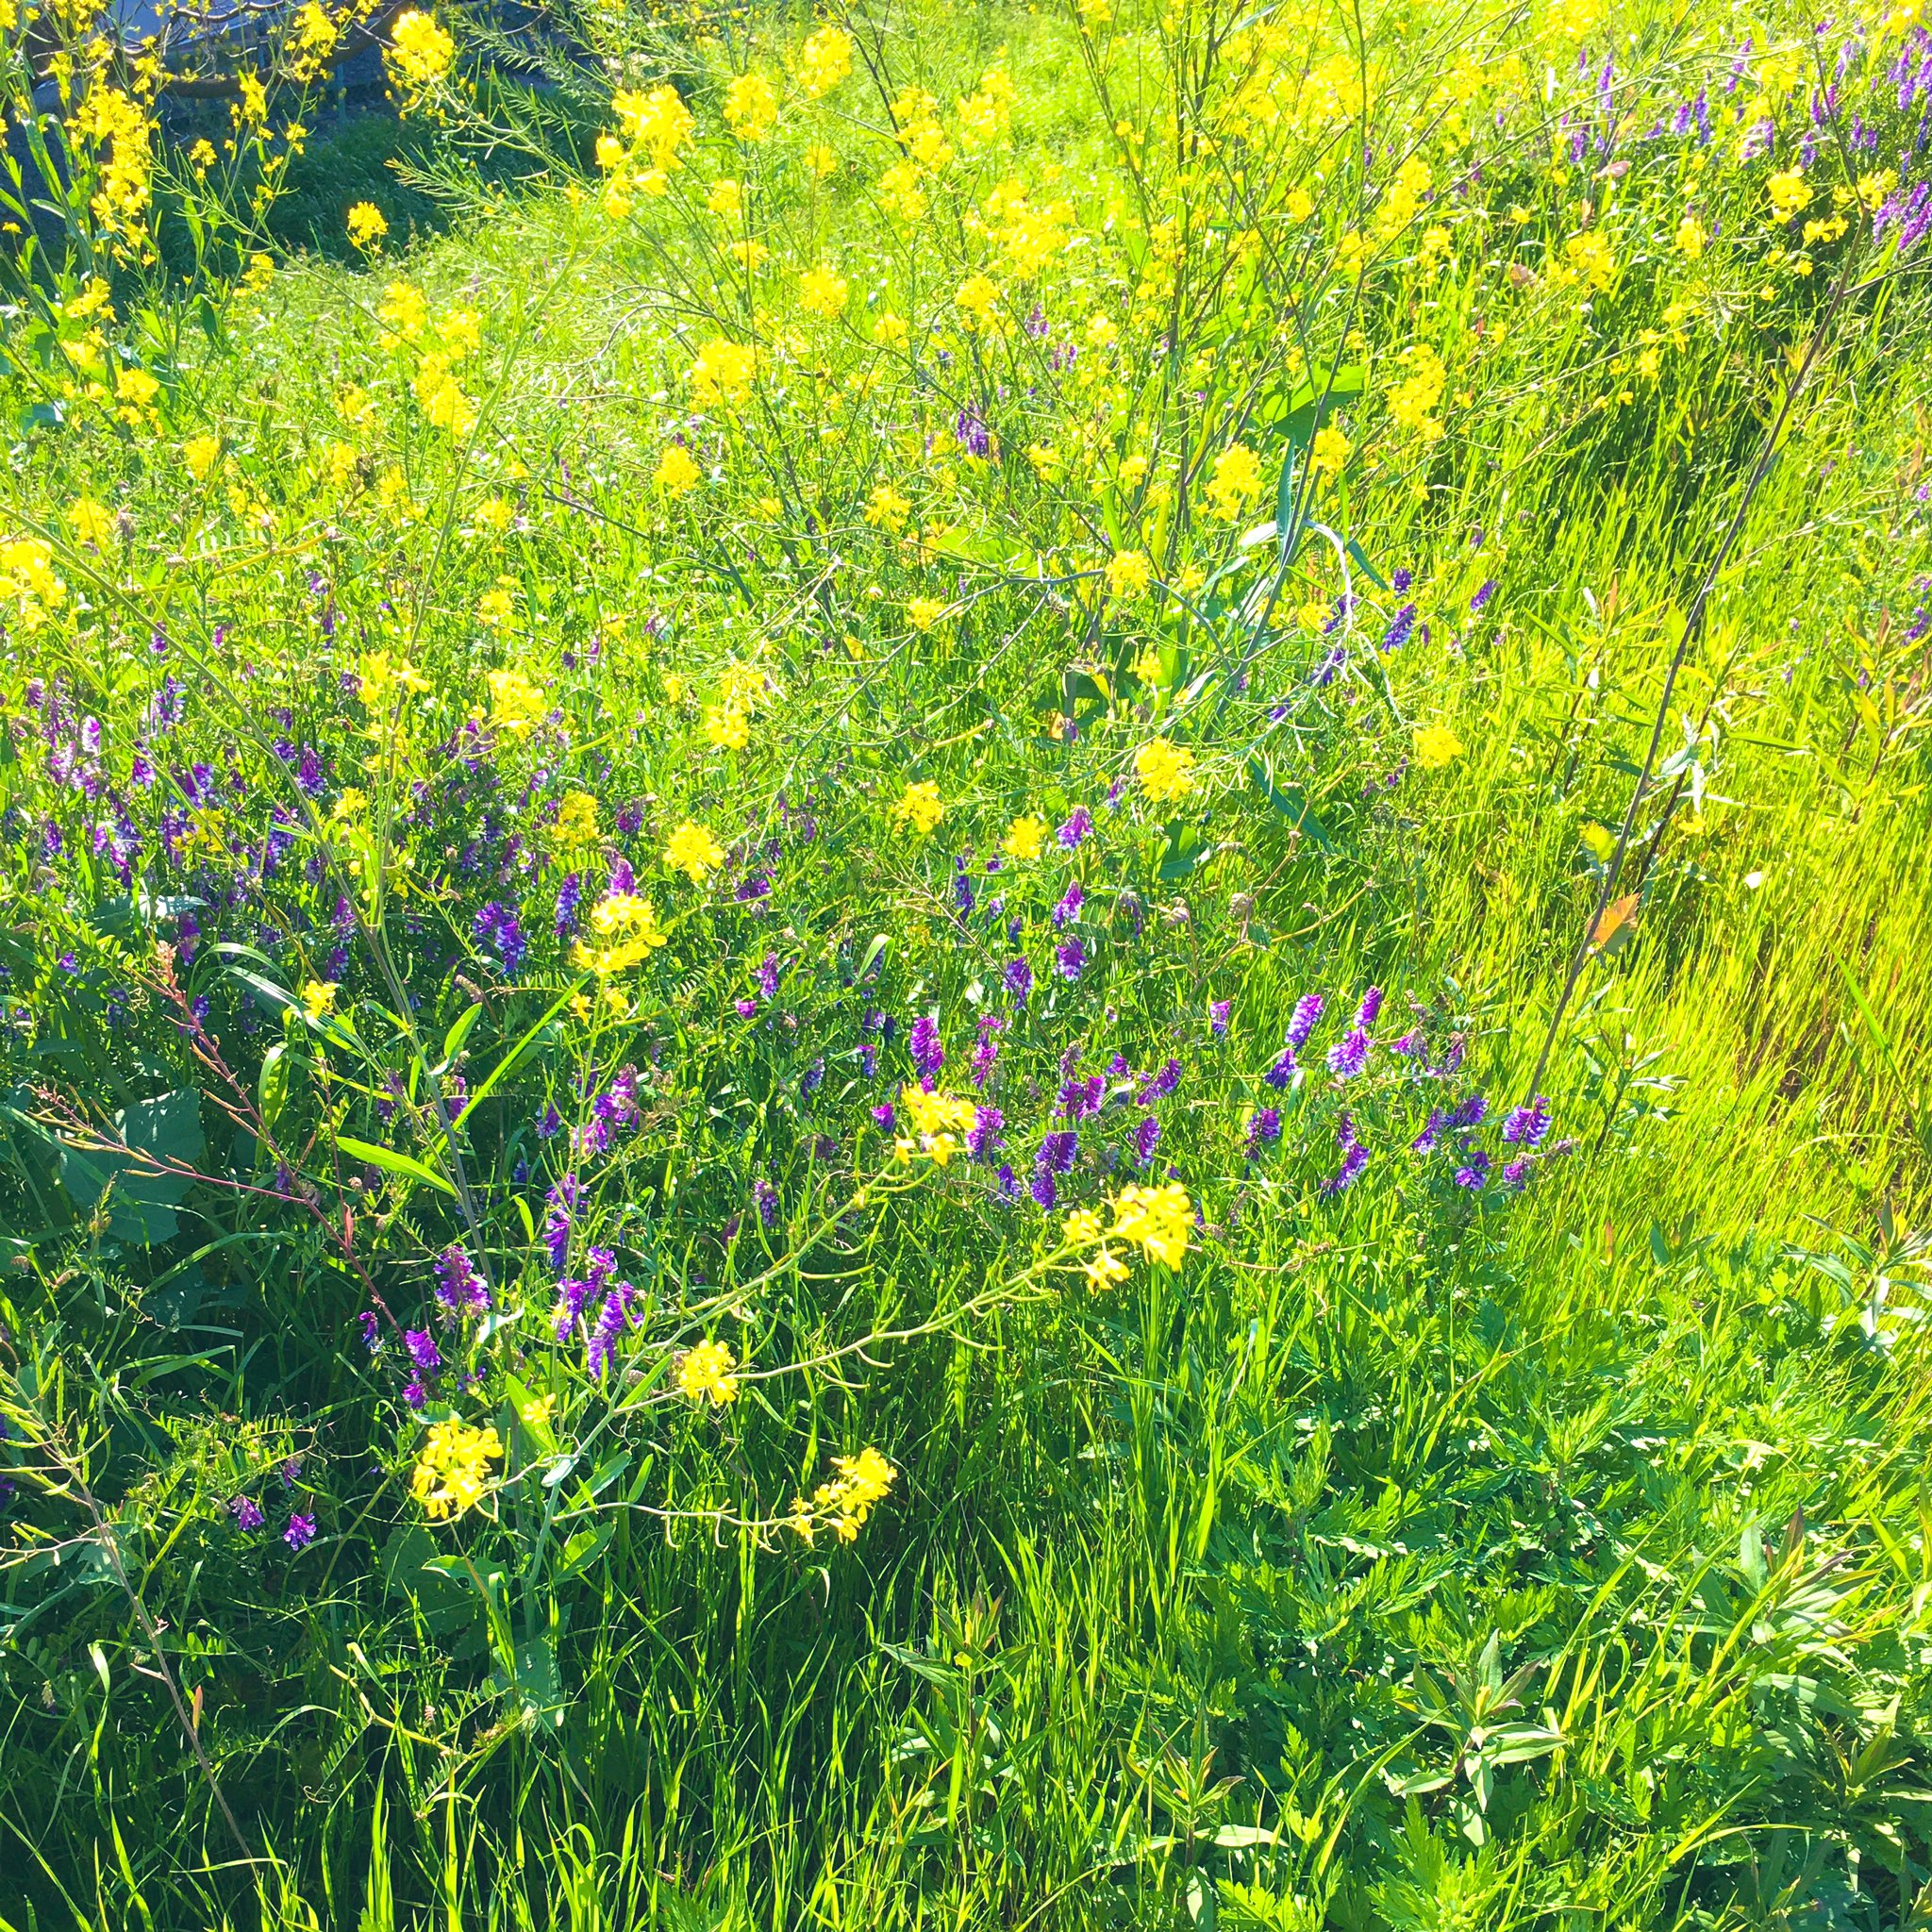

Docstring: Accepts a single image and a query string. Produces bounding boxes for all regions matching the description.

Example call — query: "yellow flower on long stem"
[663,821,725,883]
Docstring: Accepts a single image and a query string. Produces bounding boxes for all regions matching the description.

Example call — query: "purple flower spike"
[1134,1115,1161,1166]
[1057,938,1087,980]
[1245,1108,1282,1158]
[229,1495,265,1530]
[1501,1095,1552,1147]
[910,1013,944,1080]
[1326,1029,1370,1079]
[1286,993,1324,1048]
[283,1513,317,1551]
[1356,986,1384,1029]
[1210,999,1231,1037]
[1003,957,1034,1006]
[1321,1141,1370,1196]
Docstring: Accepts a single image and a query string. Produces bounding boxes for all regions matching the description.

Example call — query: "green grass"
[2,0,1931,1924]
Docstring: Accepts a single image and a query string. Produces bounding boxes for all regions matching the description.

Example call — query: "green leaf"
[59,1091,205,1244]
[456,982,584,1129]
[1249,756,1333,851]
[334,1135,457,1197]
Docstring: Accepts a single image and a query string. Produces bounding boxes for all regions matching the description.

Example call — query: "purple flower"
[755,954,781,1000]
[405,1329,441,1374]
[1263,1047,1298,1090]
[1446,1091,1488,1130]
[537,1103,563,1140]
[1411,1108,1445,1156]
[1326,1029,1369,1079]
[1030,1170,1058,1209]
[1381,603,1417,654]
[229,1494,265,1530]
[1454,1151,1491,1190]
[1141,1058,1182,1101]
[1321,1141,1370,1196]
[1134,1114,1161,1166]
[996,1163,1020,1201]
[1057,938,1087,980]
[966,1106,1005,1160]
[404,1378,427,1409]
[735,997,758,1019]
[910,1013,944,1082]
[1245,1108,1282,1158]
[586,1289,633,1378]
[1500,1158,1533,1189]
[1057,807,1093,848]
[555,873,582,940]
[754,1177,778,1228]
[435,1245,491,1318]
[955,408,991,458]
[1038,1130,1079,1175]
[1287,993,1324,1048]
[1210,1000,1231,1037]
[1051,879,1084,929]
[873,1102,895,1131]
[970,1015,1004,1087]
[1470,579,1496,612]
[544,1175,578,1272]
[283,1513,317,1551]
[1391,1028,1426,1057]
[473,901,526,972]
[1502,1095,1552,1147]
[358,1310,382,1353]
[1356,986,1384,1029]
[1003,957,1033,1006]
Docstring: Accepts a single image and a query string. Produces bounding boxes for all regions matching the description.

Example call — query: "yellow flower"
[724,72,779,141]
[1674,211,1707,259]
[612,84,693,169]
[1002,814,1046,861]
[956,273,1001,328]
[663,820,725,883]
[1106,550,1152,599]
[552,790,600,847]
[707,176,743,217]
[1309,425,1351,479]
[799,265,849,318]
[183,435,221,482]
[893,780,943,835]
[574,895,667,973]
[689,338,757,408]
[386,9,456,109]
[1134,739,1196,804]
[1412,722,1464,768]
[655,443,702,494]
[906,596,947,632]
[1287,184,1315,221]
[1064,1208,1103,1246]
[865,484,912,533]
[704,705,750,750]
[790,1444,897,1543]
[795,23,853,98]
[1562,230,1616,291]
[804,142,839,179]
[301,979,338,1019]
[358,650,429,707]
[874,310,909,347]
[409,1417,503,1521]
[1205,442,1262,520]
[68,497,117,549]
[346,202,388,250]
[1767,169,1812,222]
[1082,1245,1129,1291]
[1109,1181,1192,1268]
[676,1338,741,1406]
[485,667,544,731]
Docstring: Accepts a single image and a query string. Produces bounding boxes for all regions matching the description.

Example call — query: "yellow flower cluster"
[895,1083,978,1165]
[599,84,695,213]
[1134,739,1195,804]
[788,1445,896,1544]
[893,780,944,834]
[795,24,854,100]
[1413,722,1464,768]
[676,1338,741,1406]
[1002,814,1046,860]
[663,820,725,884]
[346,202,388,251]
[485,668,545,733]
[67,87,156,258]
[386,10,456,116]
[410,1416,503,1520]
[690,338,757,409]
[1206,443,1262,521]
[0,538,66,631]
[1108,1182,1193,1268]
[574,893,668,974]
[552,791,600,847]
[1387,343,1448,441]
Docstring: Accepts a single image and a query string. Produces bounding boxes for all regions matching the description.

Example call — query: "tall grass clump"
[1,0,1931,1922]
